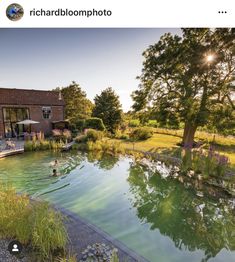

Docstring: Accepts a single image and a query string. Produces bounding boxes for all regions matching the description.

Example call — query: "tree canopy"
[56,81,93,124]
[132,28,235,146]
[92,87,123,132]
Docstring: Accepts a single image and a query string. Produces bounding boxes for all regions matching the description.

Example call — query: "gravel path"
[0,240,28,262]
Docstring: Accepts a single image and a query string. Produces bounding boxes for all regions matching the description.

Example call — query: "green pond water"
[0,151,235,262]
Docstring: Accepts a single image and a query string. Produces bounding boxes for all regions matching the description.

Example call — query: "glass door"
[3,108,29,138]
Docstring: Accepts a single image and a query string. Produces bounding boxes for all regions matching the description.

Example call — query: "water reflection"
[86,151,120,170]
[1,152,235,261]
[127,163,235,261]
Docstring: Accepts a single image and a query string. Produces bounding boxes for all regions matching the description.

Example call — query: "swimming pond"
[0,151,234,262]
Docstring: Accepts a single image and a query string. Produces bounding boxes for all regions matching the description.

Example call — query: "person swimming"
[50,160,62,177]
[49,159,59,167]
[52,169,59,177]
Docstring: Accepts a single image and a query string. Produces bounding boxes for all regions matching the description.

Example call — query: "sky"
[0,28,181,111]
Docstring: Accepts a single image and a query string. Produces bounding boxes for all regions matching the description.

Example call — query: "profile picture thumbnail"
[6,3,24,21]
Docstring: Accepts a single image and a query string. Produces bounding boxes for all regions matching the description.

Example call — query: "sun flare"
[206,54,214,63]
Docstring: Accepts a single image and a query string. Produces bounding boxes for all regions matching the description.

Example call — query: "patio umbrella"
[16,119,39,133]
[17,119,39,125]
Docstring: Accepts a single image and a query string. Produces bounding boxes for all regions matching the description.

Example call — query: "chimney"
[58,91,62,100]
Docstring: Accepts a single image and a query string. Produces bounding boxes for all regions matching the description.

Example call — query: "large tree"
[56,81,93,124]
[132,28,235,146]
[92,87,123,132]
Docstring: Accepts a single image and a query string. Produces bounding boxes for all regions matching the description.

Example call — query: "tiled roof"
[0,88,65,106]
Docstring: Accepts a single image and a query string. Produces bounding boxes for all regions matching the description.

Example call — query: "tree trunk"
[182,122,197,148]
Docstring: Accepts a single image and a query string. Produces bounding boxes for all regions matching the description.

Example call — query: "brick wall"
[29,105,64,135]
[0,105,64,137]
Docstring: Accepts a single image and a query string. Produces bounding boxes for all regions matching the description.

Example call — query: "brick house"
[0,88,65,138]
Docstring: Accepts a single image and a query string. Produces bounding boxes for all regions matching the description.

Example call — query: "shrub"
[76,118,105,131]
[147,120,158,127]
[76,119,85,131]
[109,141,124,154]
[114,129,122,138]
[114,129,129,140]
[130,127,153,141]
[68,123,76,132]
[71,143,79,150]
[85,117,105,131]
[76,143,88,151]
[75,134,87,143]
[100,141,110,152]
[86,129,104,142]
[129,119,140,127]
[119,134,129,140]
[87,140,102,151]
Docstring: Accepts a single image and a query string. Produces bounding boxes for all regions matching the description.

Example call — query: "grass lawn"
[112,133,181,151]
[110,132,235,168]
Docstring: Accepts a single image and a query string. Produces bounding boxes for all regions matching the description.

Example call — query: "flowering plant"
[192,145,230,177]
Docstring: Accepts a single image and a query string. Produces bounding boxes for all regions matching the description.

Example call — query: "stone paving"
[56,206,150,262]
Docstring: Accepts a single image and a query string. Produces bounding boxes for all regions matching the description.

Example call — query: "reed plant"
[86,140,125,155]
[24,140,64,152]
[0,184,31,243]
[50,140,64,150]
[0,184,68,260]
[31,202,68,259]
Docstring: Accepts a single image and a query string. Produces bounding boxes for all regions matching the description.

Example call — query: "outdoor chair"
[5,140,16,150]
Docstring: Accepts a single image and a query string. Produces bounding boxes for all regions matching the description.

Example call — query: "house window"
[2,107,29,138]
[42,107,52,119]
